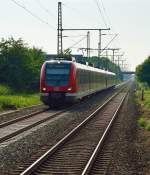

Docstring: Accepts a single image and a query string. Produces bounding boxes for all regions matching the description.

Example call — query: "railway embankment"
[1,82,149,174]
[0,86,120,174]
[0,85,41,112]
[104,82,150,175]
[0,104,47,124]
[135,88,150,174]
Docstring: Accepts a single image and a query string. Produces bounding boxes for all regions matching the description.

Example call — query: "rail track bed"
[0,104,48,124]
[0,108,68,144]
[0,83,127,174]
[20,87,128,175]
[83,93,130,175]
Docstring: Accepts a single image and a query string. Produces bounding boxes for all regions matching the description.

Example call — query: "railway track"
[0,108,69,144]
[0,85,124,145]
[0,104,48,124]
[19,86,129,175]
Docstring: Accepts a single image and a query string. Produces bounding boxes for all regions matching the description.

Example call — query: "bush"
[136,56,150,87]
[0,37,45,92]
[146,123,150,131]
[138,117,147,128]
[0,85,13,95]
[138,117,150,131]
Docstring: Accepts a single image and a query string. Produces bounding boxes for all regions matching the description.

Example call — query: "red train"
[40,60,116,106]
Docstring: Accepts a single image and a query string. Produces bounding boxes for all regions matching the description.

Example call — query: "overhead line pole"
[115,54,124,67]
[57,2,111,59]
[87,31,90,58]
[98,30,110,57]
[105,48,120,63]
[57,2,63,55]
[98,29,101,57]
[62,28,110,58]
[120,59,126,71]
[97,48,120,64]
[79,47,121,67]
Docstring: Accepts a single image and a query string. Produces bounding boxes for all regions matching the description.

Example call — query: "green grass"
[138,117,147,128]
[0,85,41,110]
[143,91,150,110]
[0,84,13,95]
[145,123,150,131]
[136,83,150,131]
[136,90,150,111]
[138,117,150,131]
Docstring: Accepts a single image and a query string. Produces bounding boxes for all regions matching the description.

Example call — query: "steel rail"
[0,104,44,117]
[0,108,49,128]
[0,109,68,144]
[0,83,125,144]
[0,82,125,118]
[20,88,125,175]
[81,92,128,175]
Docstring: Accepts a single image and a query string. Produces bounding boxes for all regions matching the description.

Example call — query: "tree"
[85,56,123,80]
[0,37,45,91]
[136,56,150,86]
[57,48,73,60]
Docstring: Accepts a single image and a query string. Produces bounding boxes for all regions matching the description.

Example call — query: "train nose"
[51,92,65,99]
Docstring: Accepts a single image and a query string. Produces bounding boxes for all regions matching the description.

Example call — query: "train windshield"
[46,63,71,86]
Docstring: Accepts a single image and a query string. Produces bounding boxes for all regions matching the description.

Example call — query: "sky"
[0,0,150,71]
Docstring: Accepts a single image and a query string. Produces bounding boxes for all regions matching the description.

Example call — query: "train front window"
[46,63,71,86]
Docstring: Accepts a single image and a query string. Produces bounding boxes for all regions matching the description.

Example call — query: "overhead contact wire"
[94,0,108,28]
[10,0,56,31]
[67,36,87,49]
[34,0,57,19]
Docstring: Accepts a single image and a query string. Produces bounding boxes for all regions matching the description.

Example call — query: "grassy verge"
[136,82,150,131]
[0,85,41,110]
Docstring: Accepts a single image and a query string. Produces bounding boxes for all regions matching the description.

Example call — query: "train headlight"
[67,87,72,91]
[42,87,46,91]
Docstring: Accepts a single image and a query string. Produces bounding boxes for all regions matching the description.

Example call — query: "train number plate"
[54,87,60,91]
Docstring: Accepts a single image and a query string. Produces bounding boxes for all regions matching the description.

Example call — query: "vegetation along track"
[20,85,129,175]
[0,107,69,144]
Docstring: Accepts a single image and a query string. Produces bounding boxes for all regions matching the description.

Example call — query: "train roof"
[44,60,116,76]
[74,62,115,76]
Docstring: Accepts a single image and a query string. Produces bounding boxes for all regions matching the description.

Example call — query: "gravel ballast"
[104,82,142,175]
[0,86,123,174]
[0,104,47,124]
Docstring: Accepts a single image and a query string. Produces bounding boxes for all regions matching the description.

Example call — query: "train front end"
[40,60,77,106]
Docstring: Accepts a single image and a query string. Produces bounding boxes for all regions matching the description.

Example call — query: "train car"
[40,59,116,106]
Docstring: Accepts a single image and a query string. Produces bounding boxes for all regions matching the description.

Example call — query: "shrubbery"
[136,56,150,87]
[86,56,123,80]
[0,85,13,95]
[0,37,45,92]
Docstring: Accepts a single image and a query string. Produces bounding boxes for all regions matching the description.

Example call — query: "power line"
[62,3,82,15]
[100,0,112,28]
[93,0,108,28]
[99,0,121,49]
[94,0,117,52]
[34,0,57,19]
[62,3,99,28]
[101,34,118,54]
[94,0,117,47]
[10,0,56,31]
[67,36,87,49]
